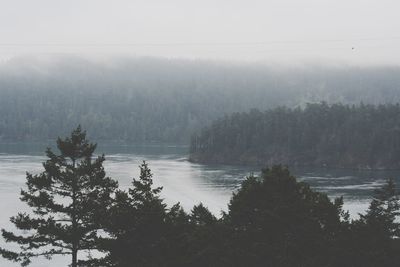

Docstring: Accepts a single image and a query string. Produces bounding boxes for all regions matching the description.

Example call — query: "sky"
[0,0,399,65]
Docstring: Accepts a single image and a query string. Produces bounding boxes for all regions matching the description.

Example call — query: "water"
[0,142,398,266]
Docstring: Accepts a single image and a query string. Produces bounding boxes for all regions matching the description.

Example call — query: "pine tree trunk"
[71,158,78,267]
[72,247,77,267]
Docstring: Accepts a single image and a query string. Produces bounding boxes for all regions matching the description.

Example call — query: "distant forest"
[190,103,400,169]
[2,56,400,143]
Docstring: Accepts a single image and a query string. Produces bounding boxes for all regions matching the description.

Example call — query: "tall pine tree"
[0,126,118,267]
[349,178,400,267]
[99,161,168,267]
[359,178,400,239]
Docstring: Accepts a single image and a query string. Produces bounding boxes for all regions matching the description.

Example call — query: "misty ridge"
[1,55,400,143]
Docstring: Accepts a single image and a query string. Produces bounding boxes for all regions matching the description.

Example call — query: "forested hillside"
[2,56,400,143]
[190,103,400,169]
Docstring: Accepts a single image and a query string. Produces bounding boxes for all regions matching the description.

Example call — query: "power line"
[0,37,400,47]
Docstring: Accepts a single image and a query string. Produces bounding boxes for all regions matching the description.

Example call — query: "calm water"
[0,142,399,266]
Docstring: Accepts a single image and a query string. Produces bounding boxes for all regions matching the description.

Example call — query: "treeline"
[1,127,400,267]
[2,56,400,143]
[190,103,400,169]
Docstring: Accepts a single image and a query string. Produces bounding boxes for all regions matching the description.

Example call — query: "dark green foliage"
[99,163,228,267]
[360,178,400,239]
[182,204,225,267]
[107,163,399,267]
[101,164,400,267]
[191,103,400,169]
[221,165,347,267]
[189,203,217,226]
[98,161,169,267]
[0,126,118,266]
[347,178,400,267]
[99,163,223,267]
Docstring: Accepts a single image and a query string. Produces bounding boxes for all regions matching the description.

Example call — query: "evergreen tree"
[360,178,400,238]
[189,203,217,226]
[224,165,346,267]
[185,204,227,267]
[0,126,118,267]
[350,178,400,267]
[100,161,168,267]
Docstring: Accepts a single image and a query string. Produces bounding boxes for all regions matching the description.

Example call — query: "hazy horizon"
[1,0,399,66]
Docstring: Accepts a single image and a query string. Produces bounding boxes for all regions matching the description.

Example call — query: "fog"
[0,55,400,143]
[1,0,400,65]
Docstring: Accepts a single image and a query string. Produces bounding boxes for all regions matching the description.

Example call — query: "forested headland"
[1,127,400,267]
[190,103,400,169]
[2,56,400,143]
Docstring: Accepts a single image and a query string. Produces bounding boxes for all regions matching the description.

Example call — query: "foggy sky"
[1,0,399,65]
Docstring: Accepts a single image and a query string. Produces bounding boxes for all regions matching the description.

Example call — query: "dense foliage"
[96,165,400,267]
[2,56,400,143]
[190,103,400,169]
[2,129,400,266]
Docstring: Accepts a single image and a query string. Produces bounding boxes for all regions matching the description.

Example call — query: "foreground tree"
[0,126,118,266]
[99,161,168,267]
[360,178,400,239]
[224,165,347,267]
[349,178,400,267]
